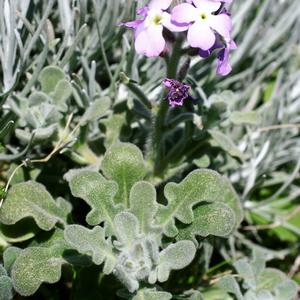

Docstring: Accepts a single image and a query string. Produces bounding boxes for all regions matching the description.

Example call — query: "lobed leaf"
[101,143,147,207]
[156,169,226,237]
[129,181,162,236]
[64,225,116,274]
[11,247,65,296]
[155,241,196,283]
[0,181,70,231]
[67,170,122,234]
[177,202,236,244]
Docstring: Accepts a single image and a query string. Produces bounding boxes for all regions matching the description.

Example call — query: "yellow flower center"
[152,14,162,25]
[200,13,207,20]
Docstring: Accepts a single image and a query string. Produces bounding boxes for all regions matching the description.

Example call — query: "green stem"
[153,39,183,177]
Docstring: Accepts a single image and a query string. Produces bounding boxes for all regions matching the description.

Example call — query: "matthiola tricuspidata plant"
[0,143,242,298]
[1,0,299,299]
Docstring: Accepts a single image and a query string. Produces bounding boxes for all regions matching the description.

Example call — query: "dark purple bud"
[163,78,191,108]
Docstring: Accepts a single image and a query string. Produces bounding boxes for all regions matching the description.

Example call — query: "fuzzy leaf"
[102,113,127,148]
[114,212,140,248]
[64,225,116,273]
[132,288,172,300]
[209,130,245,160]
[0,275,14,300]
[129,181,161,236]
[28,91,52,106]
[101,143,147,207]
[51,79,72,107]
[11,247,65,296]
[177,202,236,244]
[234,258,257,289]
[38,66,65,94]
[274,278,298,300]
[156,241,196,282]
[157,169,225,237]
[0,265,6,276]
[0,181,70,231]
[67,170,122,234]
[218,275,243,300]
[82,97,111,123]
[221,177,244,230]
[3,247,22,275]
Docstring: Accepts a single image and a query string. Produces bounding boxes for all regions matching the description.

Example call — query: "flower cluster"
[122,0,236,76]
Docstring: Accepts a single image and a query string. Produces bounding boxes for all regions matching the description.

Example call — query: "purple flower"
[171,0,232,50]
[199,35,237,76]
[163,78,191,107]
[121,0,188,57]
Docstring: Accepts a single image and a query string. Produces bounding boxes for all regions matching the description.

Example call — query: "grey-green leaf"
[129,181,161,236]
[0,181,70,231]
[82,97,111,123]
[132,288,172,300]
[67,170,122,234]
[3,247,22,275]
[0,275,14,300]
[209,130,245,160]
[156,241,196,282]
[101,143,147,207]
[38,66,65,94]
[11,247,64,296]
[51,79,72,109]
[230,111,262,126]
[177,202,236,244]
[64,225,116,273]
[114,212,140,248]
[157,169,225,237]
[218,275,243,300]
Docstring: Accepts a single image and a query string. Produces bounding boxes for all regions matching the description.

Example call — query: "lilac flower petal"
[149,0,173,10]
[217,40,236,76]
[187,21,216,50]
[209,14,232,38]
[121,19,144,29]
[163,78,173,88]
[162,12,189,32]
[217,47,231,76]
[137,6,149,16]
[171,3,198,24]
[135,25,165,57]
[192,0,221,13]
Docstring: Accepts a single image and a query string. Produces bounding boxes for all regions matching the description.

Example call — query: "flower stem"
[153,38,183,177]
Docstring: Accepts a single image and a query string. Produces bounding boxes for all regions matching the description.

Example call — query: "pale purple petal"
[162,12,189,32]
[187,21,216,50]
[137,6,149,16]
[121,19,144,29]
[171,3,198,24]
[135,25,165,57]
[217,40,236,76]
[192,0,221,13]
[209,14,232,38]
[149,0,172,10]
